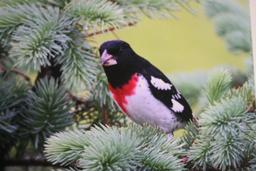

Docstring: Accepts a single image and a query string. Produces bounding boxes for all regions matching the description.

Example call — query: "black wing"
[138,58,193,122]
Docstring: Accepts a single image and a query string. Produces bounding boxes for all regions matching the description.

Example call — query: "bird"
[99,40,193,138]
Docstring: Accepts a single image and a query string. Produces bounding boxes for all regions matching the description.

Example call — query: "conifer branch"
[86,22,136,37]
[203,0,251,53]
[0,63,31,83]
[21,78,73,149]
[10,68,31,82]
[45,124,185,170]
[205,70,232,104]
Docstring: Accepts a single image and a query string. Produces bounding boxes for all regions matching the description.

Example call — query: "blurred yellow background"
[93,3,248,73]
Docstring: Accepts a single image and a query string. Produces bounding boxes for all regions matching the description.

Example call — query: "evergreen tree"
[45,0,256,171]
[0,0,194,169]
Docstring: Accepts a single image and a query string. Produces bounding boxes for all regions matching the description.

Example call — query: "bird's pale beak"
[101,49,117,66]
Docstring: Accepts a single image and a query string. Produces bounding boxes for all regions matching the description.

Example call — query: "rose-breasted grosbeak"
[99,40,193,137]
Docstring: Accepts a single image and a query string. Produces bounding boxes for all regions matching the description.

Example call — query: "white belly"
[125,75,182,133]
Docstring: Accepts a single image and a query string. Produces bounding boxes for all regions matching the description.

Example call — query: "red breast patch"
[109,74,138,113]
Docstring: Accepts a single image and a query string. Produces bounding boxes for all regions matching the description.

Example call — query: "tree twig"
[11,68,31,82]
[102,105,110,125]
[0,63,31,83]
[86,22,137,37]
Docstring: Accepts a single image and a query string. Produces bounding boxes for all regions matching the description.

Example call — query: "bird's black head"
[99,40,146,87]
[99,40,136,67]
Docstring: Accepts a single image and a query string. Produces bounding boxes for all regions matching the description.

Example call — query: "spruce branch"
[0,74,29,153]
[10,5,75,70]
[0,64,31,83]
[199,96,247,137]
[203,0,251,53]
[203,0,247,18]
[115,0,193,18]
[204,70,232,104]
[180,121,199,148]
[44,129,88,166]
[141,150,184,171]
[86,22,136,37]
[209,133,245,170]
[212,14,249,38]
[225,31,251,53]
[66,0,129,29]
[0,74,29,112]
[80,125,142,171]
[250,154,256,171]
[45,124,185,171]
[59,42,98,91]
[0,5,32,29]
[21,78,73,149]
[46,0,71,8]
[9,68,31,83]
[137,128,185,170]
[188,137,212,170]
[227,80,255,107]
[187,79,255,170]
[66,0,195,36]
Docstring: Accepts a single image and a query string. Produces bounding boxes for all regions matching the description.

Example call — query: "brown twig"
[11,68,31,82]
[0,63,31,83]
[86,22,137,37]
[102,106,110,125]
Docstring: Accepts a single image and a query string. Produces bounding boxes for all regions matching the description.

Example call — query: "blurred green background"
[93,2,248,73]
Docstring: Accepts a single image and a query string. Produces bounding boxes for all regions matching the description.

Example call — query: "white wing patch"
[171,99,184,112]
[172,93,181,99]
[150,76,172,90]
